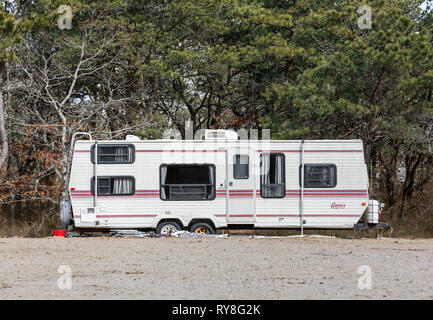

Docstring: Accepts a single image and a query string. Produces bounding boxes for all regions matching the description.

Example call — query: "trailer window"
[300,164,337,188]
[91,176,135,196]
[160,164,215,201]
[260,153,285,198]
[233,154,249,179]
[91,144,135,164]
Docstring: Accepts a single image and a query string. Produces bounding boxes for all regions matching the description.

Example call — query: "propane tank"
[367,200,382,224]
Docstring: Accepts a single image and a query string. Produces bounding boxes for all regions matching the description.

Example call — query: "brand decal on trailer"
[330,202,346,209]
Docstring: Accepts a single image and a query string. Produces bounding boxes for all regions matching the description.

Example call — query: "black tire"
[155,221,182,235]
[189,222,216,234]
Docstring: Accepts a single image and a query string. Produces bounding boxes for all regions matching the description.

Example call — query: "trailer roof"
[75,139,363,144]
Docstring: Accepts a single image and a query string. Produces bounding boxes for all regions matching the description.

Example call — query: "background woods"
[0,0,432,236]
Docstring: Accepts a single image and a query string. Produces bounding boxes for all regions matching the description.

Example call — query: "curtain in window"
[114,147,123,163]
[261,153,284,198]
[95,145,133,163]
[261,154,270,183]
[261,154,270,197]
[113,178,132,194]
[160,165,167,199]
[207,165,215,199]
[276,154,283,184]
[208,165,215,184]
[114,146,129,163]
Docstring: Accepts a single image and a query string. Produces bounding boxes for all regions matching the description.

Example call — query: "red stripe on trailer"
[135,191,159,194]
[74,214,157,218]
[135,192,160,194]
[304,194,367,197]
[256,189,368,192]
[74,213,360,219]
[96,214,157,218]
[257,150,363,153]
[228,214,254,217]
[71,195,161,198]
[75,149,361,153]
[255,214,361,217]
[305,150,362,153]
[284,190,368,193]
[135,149,226,153]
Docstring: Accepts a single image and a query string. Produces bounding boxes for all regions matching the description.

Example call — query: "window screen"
[233,154,249,179]
[91,176,135,196]
[300,164,337,188]
[260,153,285,198]
[91,144,135,164]
[160,164,215,201]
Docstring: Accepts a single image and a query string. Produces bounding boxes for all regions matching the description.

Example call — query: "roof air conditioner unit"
[125,135,141,141]
[205,129,238,140]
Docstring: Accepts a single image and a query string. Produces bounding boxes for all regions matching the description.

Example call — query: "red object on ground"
[53,229,66,237]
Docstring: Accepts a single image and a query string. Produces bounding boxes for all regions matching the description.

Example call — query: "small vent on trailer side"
[80,207,97,222]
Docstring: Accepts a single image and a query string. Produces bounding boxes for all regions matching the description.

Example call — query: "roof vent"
[125,135,141,141]
[205,129,238,140]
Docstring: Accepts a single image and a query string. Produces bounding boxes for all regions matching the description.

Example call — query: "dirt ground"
[0,236,432,299]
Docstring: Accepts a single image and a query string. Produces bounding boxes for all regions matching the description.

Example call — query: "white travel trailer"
[62,130,382,234]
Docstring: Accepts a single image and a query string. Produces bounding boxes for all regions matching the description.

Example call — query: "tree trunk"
[0,88,8,170]
[7,88,16,225]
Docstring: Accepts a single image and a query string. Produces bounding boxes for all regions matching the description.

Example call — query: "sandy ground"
[0,236,432,299]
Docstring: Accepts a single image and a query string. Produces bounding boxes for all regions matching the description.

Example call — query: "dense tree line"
[0,0,432,231]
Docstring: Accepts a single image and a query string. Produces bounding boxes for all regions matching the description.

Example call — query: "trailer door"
[226,147,255,225]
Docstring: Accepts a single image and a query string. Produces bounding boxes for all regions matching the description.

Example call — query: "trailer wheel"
[189,222,215,234]
[156,221,181,235]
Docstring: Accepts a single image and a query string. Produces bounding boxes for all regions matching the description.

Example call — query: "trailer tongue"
[354,201,392,238]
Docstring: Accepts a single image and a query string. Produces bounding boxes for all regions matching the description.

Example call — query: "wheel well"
[188,219,216,230]
[157,219,185,229]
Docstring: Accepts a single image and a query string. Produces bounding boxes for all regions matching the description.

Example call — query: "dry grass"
[0,201,432,238]
[387,211,433,238]
[0,207,59,238]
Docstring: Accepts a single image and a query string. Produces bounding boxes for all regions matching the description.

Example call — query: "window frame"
[233,154,249,180]
[159,163,216,201]
[90,175,136,196]
[91,144,135,164]
[260,153,286,199]
[299,163,337,188]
